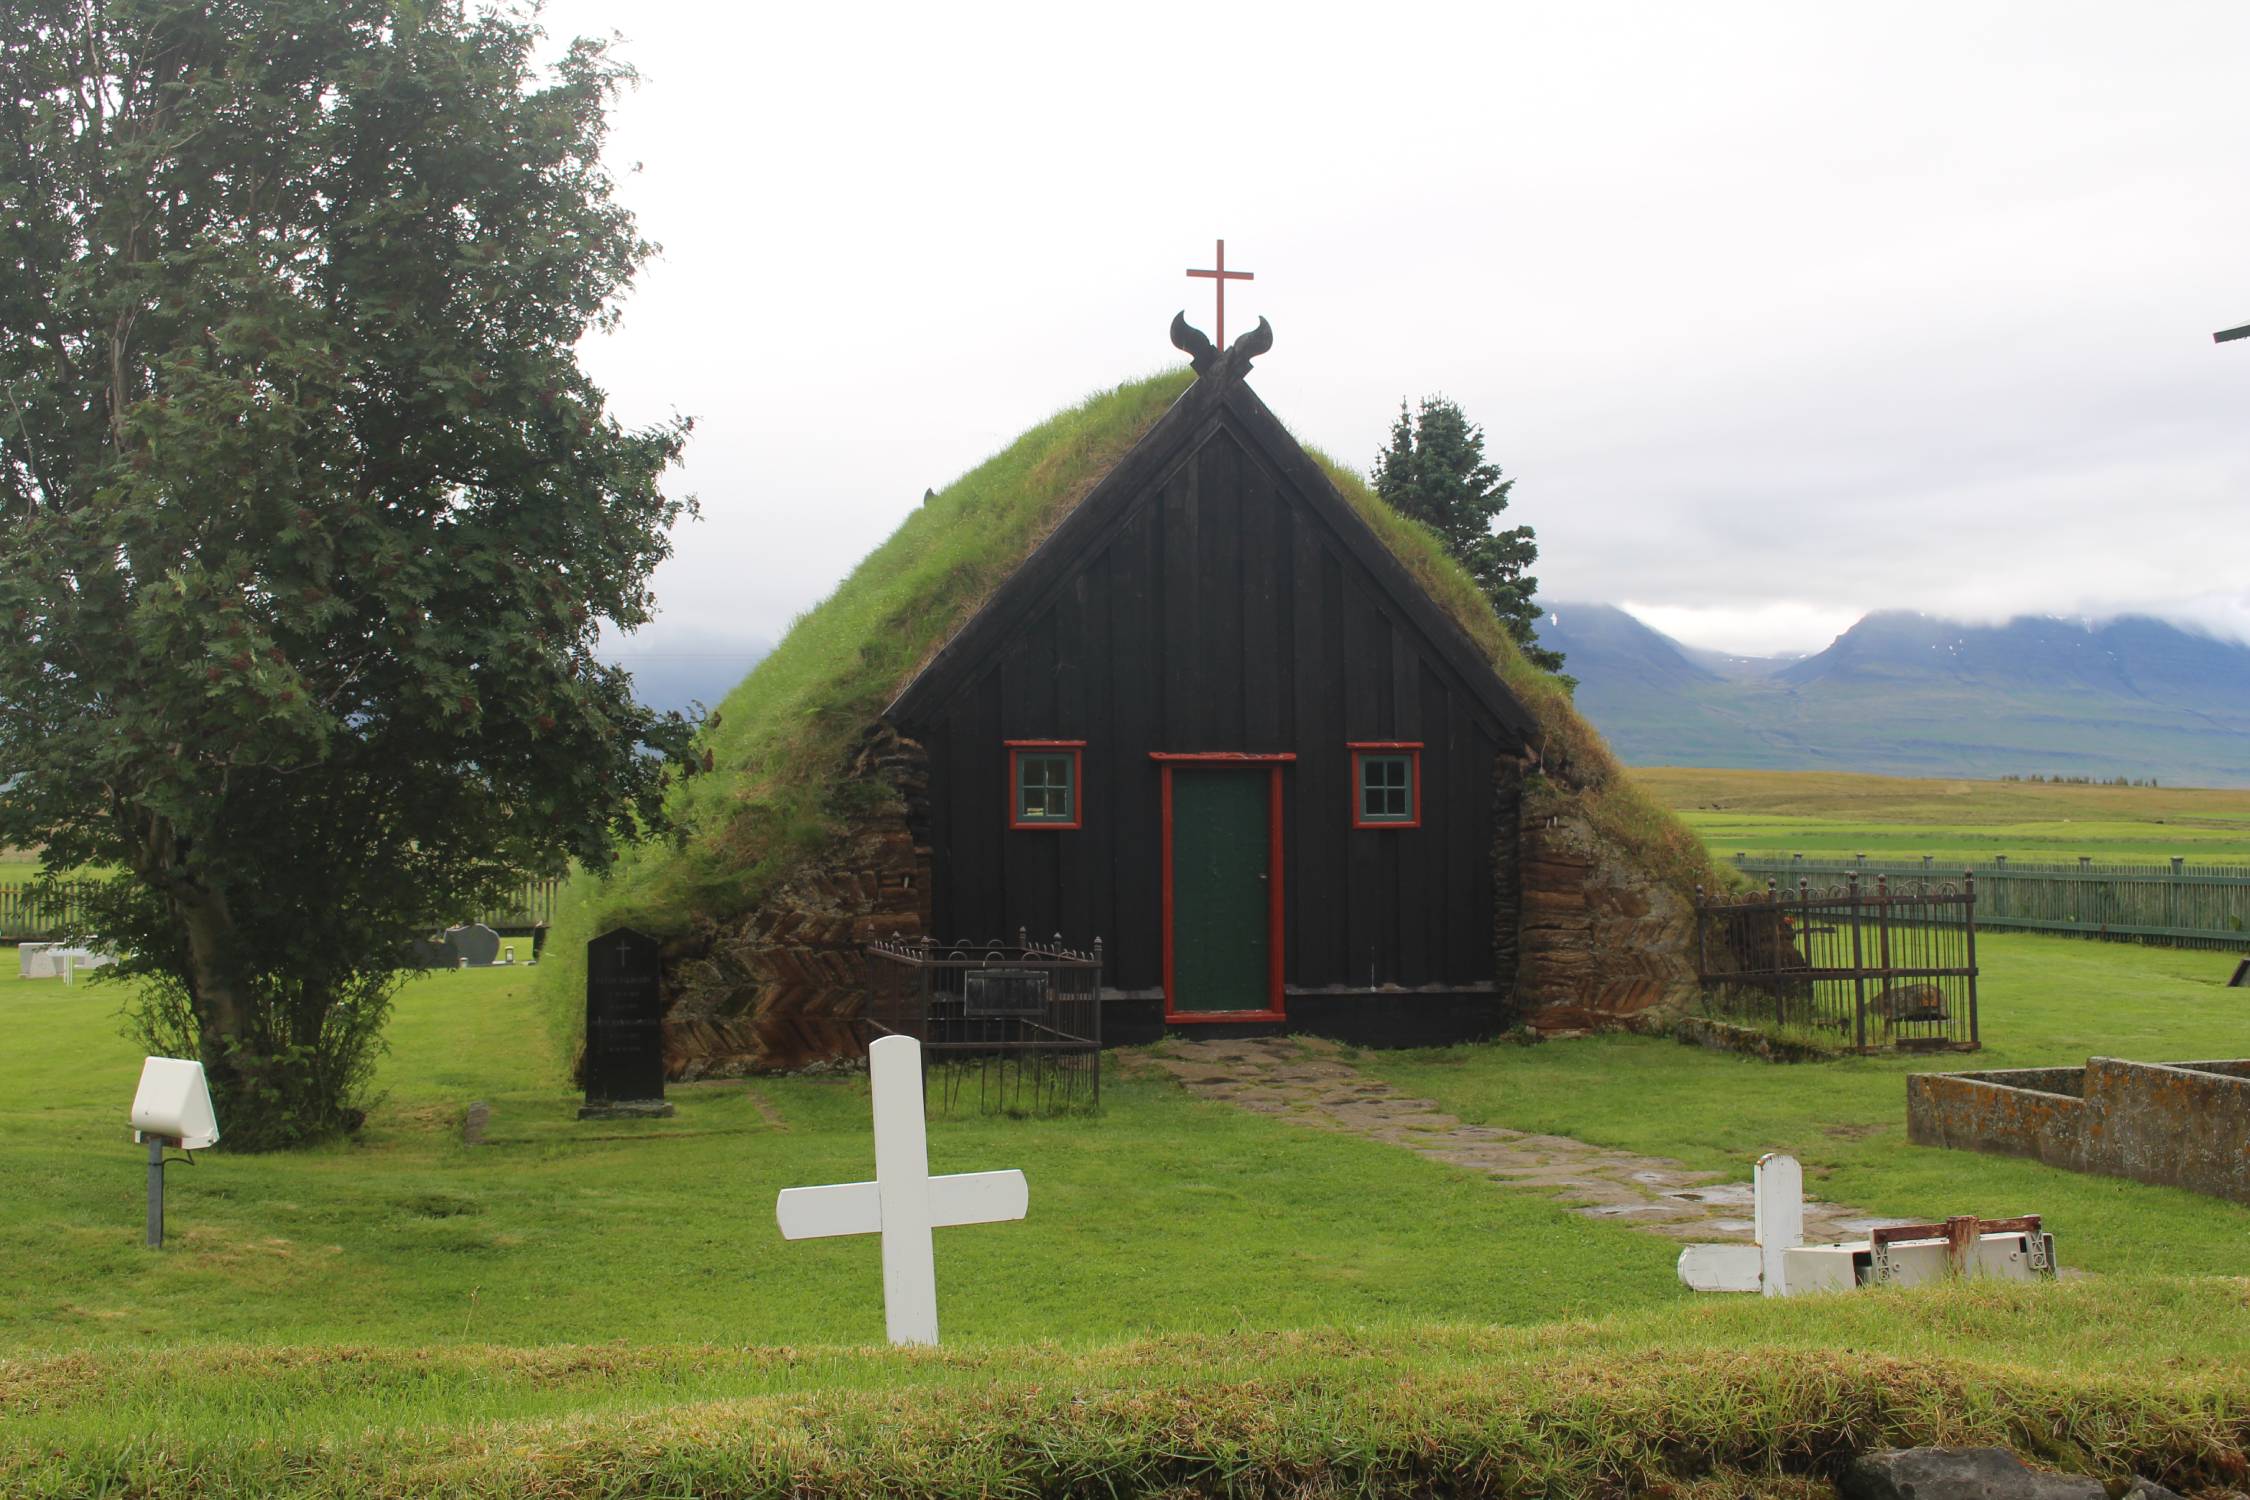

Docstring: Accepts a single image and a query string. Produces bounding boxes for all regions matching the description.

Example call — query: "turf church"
[641,293,1707,1075]
[882,315,1540,1045]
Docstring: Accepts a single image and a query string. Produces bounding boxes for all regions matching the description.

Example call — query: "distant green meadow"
[1638,766,2250,865]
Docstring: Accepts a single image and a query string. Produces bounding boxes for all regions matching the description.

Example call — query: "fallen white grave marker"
[775,1034,1028,1347]
[1677,1152,2058,1296]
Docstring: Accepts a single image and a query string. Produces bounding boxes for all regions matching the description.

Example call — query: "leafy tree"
[1371,397,1565,676]
[0,1,698,1148]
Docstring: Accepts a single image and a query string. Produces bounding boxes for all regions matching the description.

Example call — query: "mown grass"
[1640,766,2250,865]
[1362,932,2250,1278]
[0,964,1679,1354]
[6,936,2248,1494]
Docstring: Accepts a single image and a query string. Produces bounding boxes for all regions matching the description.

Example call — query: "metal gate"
[1695,874,1979,1053]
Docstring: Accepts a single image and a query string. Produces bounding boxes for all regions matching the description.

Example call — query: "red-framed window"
[1349,742,1422,828]
[1007,740,1084,829]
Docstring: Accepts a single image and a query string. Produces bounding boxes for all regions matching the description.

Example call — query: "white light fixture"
[130,1057,219,1248]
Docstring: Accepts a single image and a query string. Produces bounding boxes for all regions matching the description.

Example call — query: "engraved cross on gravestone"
[579,927,675,1120]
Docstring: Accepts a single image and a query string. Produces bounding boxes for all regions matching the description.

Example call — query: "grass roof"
[536,367,1718,1061]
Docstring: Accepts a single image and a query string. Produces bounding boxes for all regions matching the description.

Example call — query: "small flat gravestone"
[579,927,673,1120]
[446,924,501,968]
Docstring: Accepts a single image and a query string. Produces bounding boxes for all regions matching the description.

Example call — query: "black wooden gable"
[886,373,1540,749]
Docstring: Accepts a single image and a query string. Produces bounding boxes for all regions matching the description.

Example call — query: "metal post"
[145,1136,165,1249]
[1876,877,1893,1043]
[1766,879,1781,1027]
[1963,872,1981,1050]
[1091,937,1104,1108]
[1848,873,1868,1052]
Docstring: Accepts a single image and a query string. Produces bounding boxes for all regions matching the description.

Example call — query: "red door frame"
[1151,752,1293,1023]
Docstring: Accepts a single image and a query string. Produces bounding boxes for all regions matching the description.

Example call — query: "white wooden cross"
[1676,1152,1801,1297]
[774,1034,1029,1347]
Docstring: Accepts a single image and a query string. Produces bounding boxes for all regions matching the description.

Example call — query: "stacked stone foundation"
[660,727,930,1076]
[1512,785,1700,1035]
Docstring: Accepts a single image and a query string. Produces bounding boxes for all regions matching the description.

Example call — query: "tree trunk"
[129,813,253,1095]
[172,880,252,1086]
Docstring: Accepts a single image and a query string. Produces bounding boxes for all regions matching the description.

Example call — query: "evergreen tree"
[1370,397,1564,675]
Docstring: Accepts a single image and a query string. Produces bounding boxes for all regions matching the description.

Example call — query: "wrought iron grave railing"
[864,932,1103,1113]
[1694,874,1979,1053]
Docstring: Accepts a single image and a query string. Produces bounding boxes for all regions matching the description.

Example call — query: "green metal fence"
[1730,854,2250,951]
[2,877,560,943]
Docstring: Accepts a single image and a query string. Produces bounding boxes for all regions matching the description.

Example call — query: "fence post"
[1876,873,1893,988]
[1766,879,1782,1028]
[1848,872,1868,1052]
[1694,886,1707,980]
[1963,872,1980,1050]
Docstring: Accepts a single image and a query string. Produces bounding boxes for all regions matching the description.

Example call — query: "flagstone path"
[1135,1036,1913,1245]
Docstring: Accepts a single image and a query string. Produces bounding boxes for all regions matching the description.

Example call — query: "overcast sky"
[540,0,2250,663]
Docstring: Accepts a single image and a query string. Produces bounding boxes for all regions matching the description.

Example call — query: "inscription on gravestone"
[579,927,674,1120]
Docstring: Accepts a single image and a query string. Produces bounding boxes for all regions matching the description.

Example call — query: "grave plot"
[863,934,1102,1114]
[1908,1057,2250,1205]
[1694,873,1980,1053]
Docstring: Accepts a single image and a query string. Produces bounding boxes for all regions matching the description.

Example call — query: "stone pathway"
[1137,1036,1912,1245]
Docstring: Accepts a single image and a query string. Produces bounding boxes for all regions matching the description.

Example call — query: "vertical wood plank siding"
[909,423,1513,995]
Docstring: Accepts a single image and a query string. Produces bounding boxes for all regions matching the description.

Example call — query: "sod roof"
[537,366,1718,1053]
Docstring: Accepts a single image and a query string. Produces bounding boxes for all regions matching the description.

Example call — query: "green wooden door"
[1170,768,1274,1013]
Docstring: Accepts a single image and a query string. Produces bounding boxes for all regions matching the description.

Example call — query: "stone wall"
[1909,1058,2250,1204]
[660,726,929,1077]
[1512,780,1701,1035]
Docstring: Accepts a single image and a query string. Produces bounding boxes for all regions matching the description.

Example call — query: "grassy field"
[4,940,2247,1495]
[1361,932,2250,1277]
[1638,766,2250,864]
[0,968,1678,1353]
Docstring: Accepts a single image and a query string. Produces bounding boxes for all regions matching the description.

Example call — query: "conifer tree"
[1371,397,1564,675]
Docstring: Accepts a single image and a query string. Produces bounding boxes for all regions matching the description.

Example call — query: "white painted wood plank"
[929,1169,1029,1227]
[1754,1153,1803,1298]
[868,1036,941,1347]
[775,1181,881,1240]
[1677,1243,1763,1293]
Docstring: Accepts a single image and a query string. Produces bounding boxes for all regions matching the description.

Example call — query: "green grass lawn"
[0,964,1678,1354]
[4,940,2247,1495]
[1359,933,2250,1278]
[1638,767,2250,864]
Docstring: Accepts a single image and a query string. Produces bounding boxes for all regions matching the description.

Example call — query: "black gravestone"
[579,928,675,1119]
[2231,957,2249,988]
[406,933,454,970]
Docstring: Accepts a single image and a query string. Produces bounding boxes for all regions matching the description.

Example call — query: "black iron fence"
[865,932,1103,1113]
[1695,873,1980,1053]
[1731,854,2250,952]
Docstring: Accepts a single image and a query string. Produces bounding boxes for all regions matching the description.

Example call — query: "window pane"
[1359,754,1413,822]
[1017,753,1075,822]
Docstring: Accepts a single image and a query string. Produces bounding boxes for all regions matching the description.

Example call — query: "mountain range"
[1531,606,2250,788]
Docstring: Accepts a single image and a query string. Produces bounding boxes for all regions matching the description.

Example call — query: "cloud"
[537,1,2250,657]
